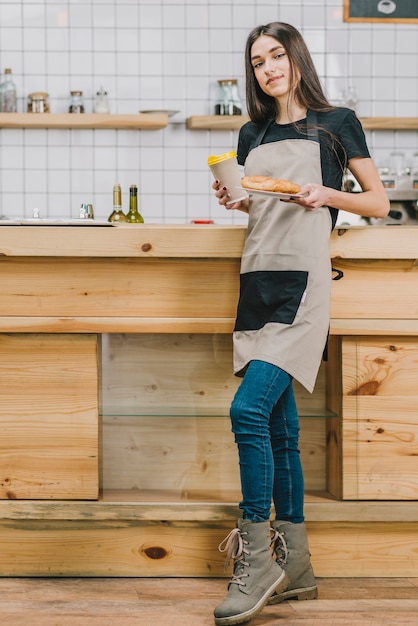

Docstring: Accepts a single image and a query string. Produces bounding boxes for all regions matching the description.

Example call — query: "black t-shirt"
[237,107,370,227]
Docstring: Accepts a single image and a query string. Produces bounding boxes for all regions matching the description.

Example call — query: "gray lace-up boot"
[267,520,318,604]
[214,518,289,625]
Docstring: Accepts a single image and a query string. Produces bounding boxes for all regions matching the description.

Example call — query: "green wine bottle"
[126,184,144,223]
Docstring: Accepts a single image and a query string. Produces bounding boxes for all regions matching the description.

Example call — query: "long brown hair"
[245,22,333,124]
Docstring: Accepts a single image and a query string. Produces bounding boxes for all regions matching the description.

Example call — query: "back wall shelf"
[186,115,418,131]
[0,113,168,130]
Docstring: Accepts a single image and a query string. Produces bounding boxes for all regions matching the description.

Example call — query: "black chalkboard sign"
[344,0,418,22]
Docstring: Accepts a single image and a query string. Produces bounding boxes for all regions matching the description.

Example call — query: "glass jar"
[94,86,110,114]
[69,90,85,114]
[27,92,50,113]
[214,79,242,116]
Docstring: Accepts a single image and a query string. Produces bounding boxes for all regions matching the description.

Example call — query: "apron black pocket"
[234,270,308,331]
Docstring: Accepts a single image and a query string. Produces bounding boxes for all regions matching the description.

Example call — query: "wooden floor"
[1,577,418,625]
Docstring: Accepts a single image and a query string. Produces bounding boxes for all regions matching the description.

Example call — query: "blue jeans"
[230,360,304,523]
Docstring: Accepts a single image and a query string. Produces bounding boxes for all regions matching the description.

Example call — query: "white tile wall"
[0,0,417,222]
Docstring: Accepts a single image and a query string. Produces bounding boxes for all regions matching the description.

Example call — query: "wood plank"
[0,258,240,318]
[0,113,168,129]
[308,521,418,577]
[1,224,418,260]
[187,115,418,131]
[360,117,418,130]
[330,225,418,259]
[340,337,418,499]
[4,315,418,336]
[330,319,418,335]
[0,334,99,499]
[1,491,418,523]
[0,577,418,626]
[0,520,417,577]
[187,115,249,130]
[0,224,247,258]
[0,316,236,333]
[341,336,418,396]
[330,259,418,319]
[342,397,418,499]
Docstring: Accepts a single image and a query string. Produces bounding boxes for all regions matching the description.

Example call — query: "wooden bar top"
[0,223,417,259]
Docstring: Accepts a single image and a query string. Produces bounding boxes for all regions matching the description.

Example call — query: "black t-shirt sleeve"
[337,108,370,161]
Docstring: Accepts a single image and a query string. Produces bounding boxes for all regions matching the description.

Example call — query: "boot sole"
[214,572,289,625]
[267,584,318,605]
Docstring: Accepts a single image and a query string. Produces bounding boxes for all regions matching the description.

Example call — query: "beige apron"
[233,114,332,393]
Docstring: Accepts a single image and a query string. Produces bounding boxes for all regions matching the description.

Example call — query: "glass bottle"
[0,68,17,113]
[125,184,144,223]
[214,79,242,116]
[69,90,85,113]
[94,86,110,114]
[108,183,127,222]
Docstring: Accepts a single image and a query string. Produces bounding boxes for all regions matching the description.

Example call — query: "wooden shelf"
[3,113,417,131]
[0,112,168,129]
[360,117,418,130]
[187,115,249,130]
[187,115,418,131]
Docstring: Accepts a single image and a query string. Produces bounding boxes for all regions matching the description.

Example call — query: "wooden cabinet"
[0,224,418,578]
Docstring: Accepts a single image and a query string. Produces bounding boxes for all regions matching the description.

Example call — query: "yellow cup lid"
[207,151,237,166]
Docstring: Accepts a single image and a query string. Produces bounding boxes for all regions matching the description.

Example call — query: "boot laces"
[270,528,288,565]
[218,528,250,586]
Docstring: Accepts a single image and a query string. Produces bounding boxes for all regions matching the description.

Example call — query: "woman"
[212,22,389,626]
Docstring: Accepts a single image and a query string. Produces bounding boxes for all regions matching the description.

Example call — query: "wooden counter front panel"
[340,337,418,500]
[330,259,418,319]
[0,334,99,500]
[0,257,240,319]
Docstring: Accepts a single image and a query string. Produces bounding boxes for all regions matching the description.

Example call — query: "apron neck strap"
[253,109,319,148]
[253,119,274,148]
[307,110,319,142]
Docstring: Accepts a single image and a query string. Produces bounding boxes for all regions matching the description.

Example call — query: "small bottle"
[125,184,144,223]
[0,68,17,113]
[94,86,110,114]
[108,183,127,222]
[214,79,242,116]
[69,90,85,113]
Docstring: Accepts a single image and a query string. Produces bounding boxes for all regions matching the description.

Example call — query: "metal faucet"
[79,203,94,219]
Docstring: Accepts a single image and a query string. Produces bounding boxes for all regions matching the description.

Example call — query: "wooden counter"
[0,224,418,577]
[1,223,417,334]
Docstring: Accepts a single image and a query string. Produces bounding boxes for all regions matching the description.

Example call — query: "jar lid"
[71,90,83,95]
[217,79,238,84]
[207,151,237,166]
[28,92,49,100]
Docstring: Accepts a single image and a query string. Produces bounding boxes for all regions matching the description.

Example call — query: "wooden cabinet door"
[0,334,99,500]
[341,337,418,500]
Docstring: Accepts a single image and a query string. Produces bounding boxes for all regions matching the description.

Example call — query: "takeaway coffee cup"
[208,151,248,204]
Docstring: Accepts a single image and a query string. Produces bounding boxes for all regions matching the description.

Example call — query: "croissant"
[241,175,301,195]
